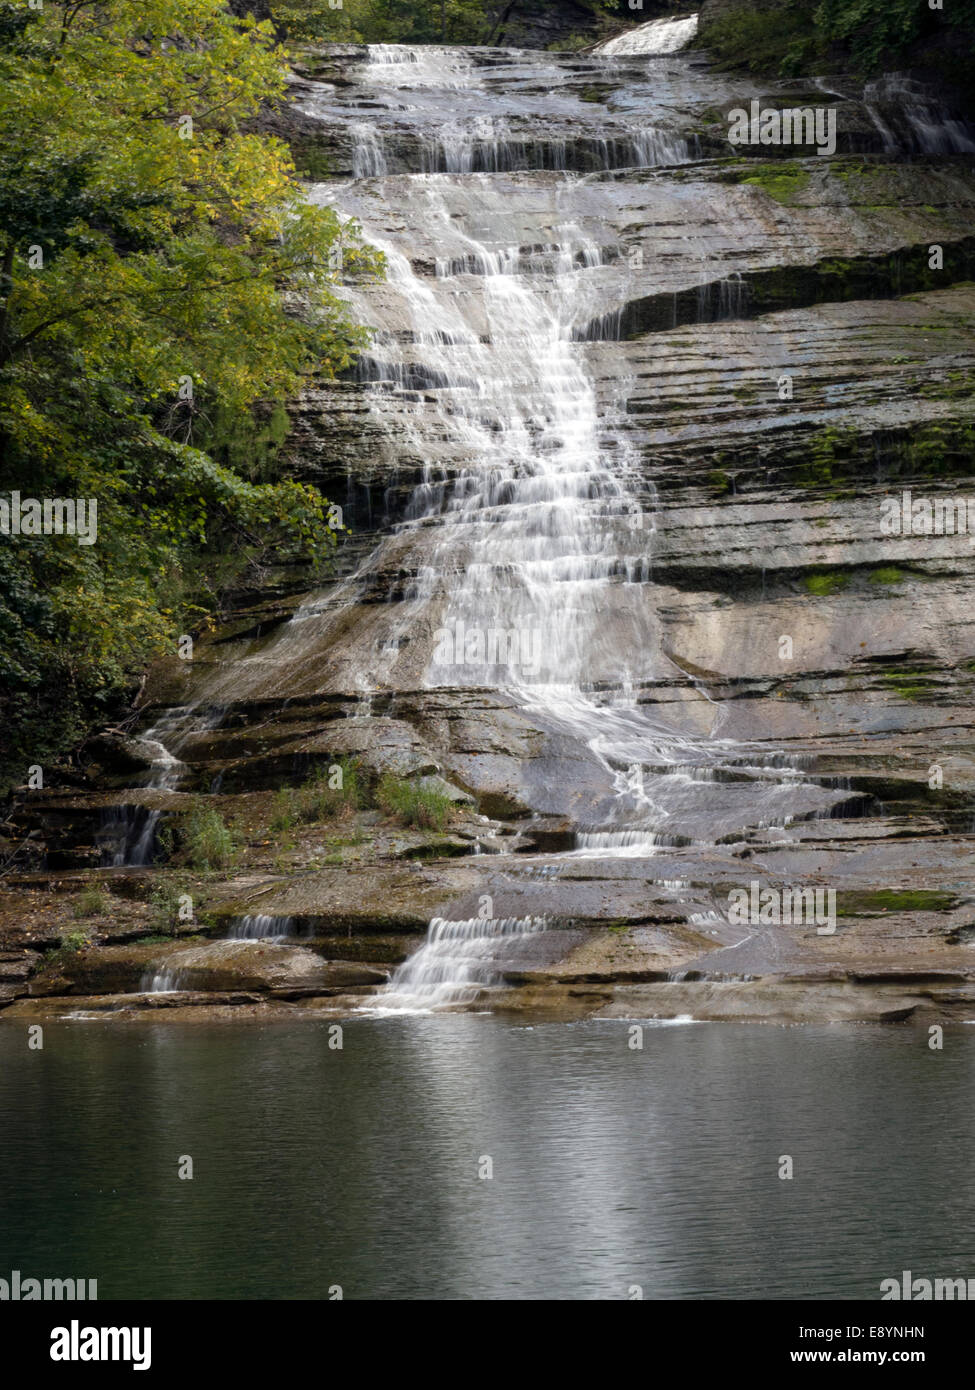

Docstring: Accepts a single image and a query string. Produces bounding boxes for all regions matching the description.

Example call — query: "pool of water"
[1,1017,972,1299]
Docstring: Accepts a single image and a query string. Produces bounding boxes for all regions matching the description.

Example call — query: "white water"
[370,915,549,1013]
[318,38,826,1010]
[864,74,975,154]
[139,965,183,994]
[230,915,295,940]
[595,14,699,57]
[106,712,189,866]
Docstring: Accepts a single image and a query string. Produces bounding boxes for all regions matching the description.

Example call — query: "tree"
[0,0,380,783]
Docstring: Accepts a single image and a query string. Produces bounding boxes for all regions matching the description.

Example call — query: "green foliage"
[148,877,192,934]
[702,0,975,76]
[71,886,110,919]
[54,928,92,956]
[271,758,363,829]
[814,0,925,71]
[376,773,452,831]
[271,0,626,46]
[699,4,821,75]
[181,802,238,871]
[0,0,382,785]
[272,0,496,44]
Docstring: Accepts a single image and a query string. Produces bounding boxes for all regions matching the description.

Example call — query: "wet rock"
[133,940,382,994]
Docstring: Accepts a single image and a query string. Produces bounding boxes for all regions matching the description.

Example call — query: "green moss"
[869,566,907,585]
[741,163,811,205]
[803,571,850,596]
[796,426,859,489]
[707,469,733,494]
[138,932,205,946]
[918,372,975,401]
[881,669,939,701]
[837,889,957,916]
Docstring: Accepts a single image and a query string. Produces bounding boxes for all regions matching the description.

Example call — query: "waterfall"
[127,31,856,1011]
[317,38,778,1010]
[292,34,848,1010]
[863,74,975,154]
[368,915,549,1013]
[139,965,183,994]
[230,915,295,940]
[106,714,188,867]
[105,706,226,867]
[595,15,700,57]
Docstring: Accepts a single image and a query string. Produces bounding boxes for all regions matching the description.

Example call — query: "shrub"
[71,887,110,919]
[148,879,193,935]
[376,774,453,831]
[182,804,238,872]
[57,929,92,955]
[269,789,296,833]
[271,760,363,832]
[700,5,821,75]
[302,759,363,820]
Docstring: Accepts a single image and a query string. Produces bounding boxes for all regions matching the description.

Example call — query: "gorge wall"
[3,15,975,1026]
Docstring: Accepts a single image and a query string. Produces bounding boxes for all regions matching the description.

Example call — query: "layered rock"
[3,25,975,1024]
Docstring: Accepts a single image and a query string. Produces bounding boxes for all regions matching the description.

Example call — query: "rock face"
[4,21,975,1024]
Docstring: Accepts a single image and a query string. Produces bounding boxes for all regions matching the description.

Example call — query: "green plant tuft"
[71,887,110,919]
[376,774,453,832]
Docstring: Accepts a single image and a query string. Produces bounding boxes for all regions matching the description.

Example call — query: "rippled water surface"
[1,1018,973,1299]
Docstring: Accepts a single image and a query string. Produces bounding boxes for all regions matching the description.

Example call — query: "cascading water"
[105,706,223,867]
[139,964,183,994]
[864,74,975,154]
[595,14,700,57]
[371,915,549,1013]
[105,714,188,867]
[303,25,822,1011]
[129,19,856,1011]
[230,915,296,940]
